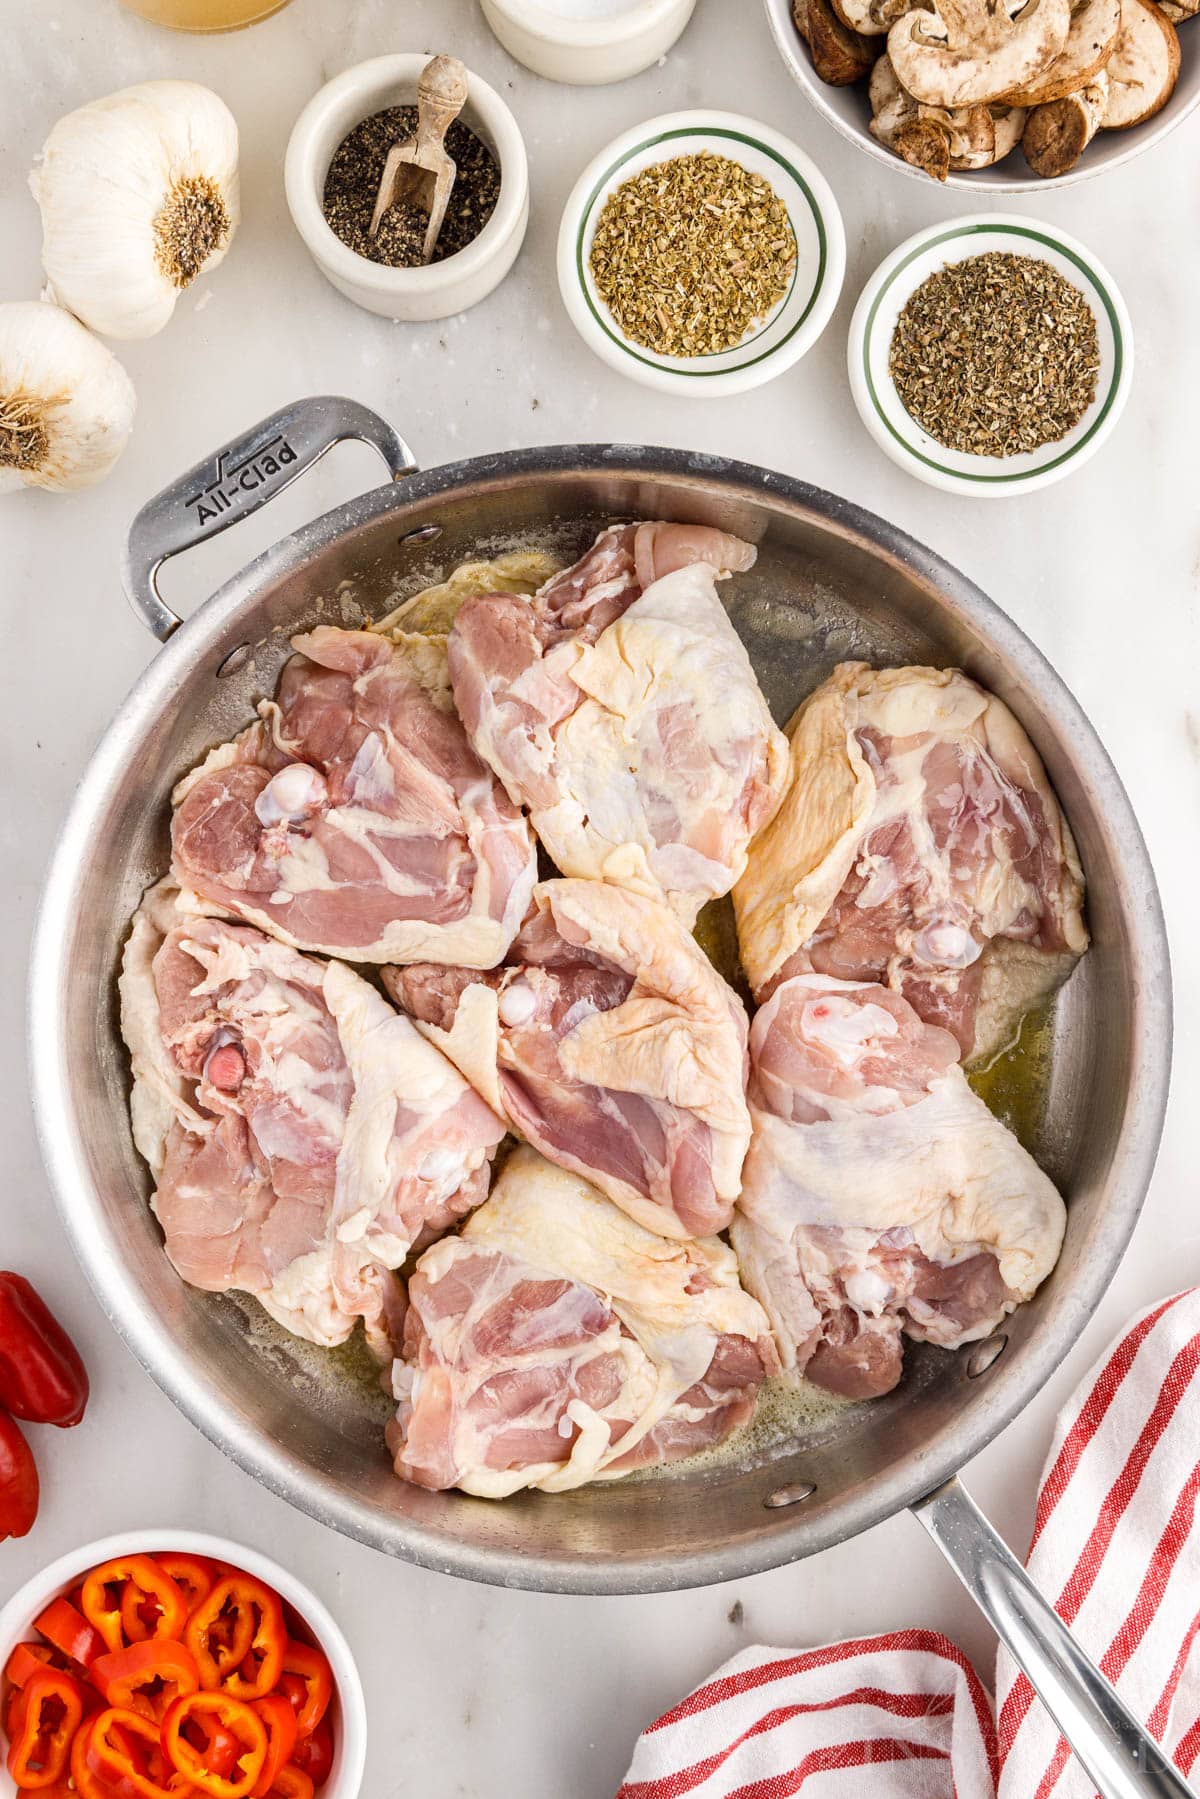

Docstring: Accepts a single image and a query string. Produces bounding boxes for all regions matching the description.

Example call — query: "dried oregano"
[889,252,1101,458]
[588,151,797,357]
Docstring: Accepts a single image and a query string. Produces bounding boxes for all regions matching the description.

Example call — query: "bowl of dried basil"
[847,214,1133,496]
[556,110,845,395]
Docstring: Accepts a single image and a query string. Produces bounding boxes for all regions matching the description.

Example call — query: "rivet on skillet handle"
[913,1477,1197,1799]
[121,396,419,643]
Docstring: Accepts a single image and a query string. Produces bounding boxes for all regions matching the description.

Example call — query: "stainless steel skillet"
[29,398,1178,1796]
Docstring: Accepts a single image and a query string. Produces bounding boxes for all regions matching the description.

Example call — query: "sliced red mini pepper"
[0,1274,89,1428]
[156,1552,218,1617]
[276,1642,331,1738]
[35,1594,105,1669]
[91,1639,200,1723]
[288,1717,332,1788]
[186,1578,285,1701]
[0,1410,38,1541]
[5,1664,85,1789]
[265,1768,314,1799]
[162,1690,268,1798]
[81,1557,187,1656]
[249,1694,298,1798]
[75,1706,181,1799]
[5,1641,61,1688]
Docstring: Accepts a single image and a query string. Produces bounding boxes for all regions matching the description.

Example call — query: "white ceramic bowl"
[0,1530,366,1798]
[763,0,1200,192]
[848,213,1134,497]
[285,54,529,321]
[480,0,696,84]
[557,110,846,396]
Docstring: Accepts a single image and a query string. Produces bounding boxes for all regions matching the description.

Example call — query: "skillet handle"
[122,395,418,642]
[912,1477,1196,1799]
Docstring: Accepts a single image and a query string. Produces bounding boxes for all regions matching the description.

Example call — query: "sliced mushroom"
[795,0,880,83]
[1100,0,1180,123]
[869,52,1026,175]
[829,0,912,36]
[1155,0,1196,24]
[1001,0,1121,100]
[888,0,1070,105]
[1023,69,1109,168]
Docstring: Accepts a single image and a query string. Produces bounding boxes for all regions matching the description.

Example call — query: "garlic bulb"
[31,80,240,341]
[0,302,136,494]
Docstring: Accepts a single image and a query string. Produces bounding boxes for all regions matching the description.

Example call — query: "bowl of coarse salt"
[557,109,845,397]
[480,0,696,84]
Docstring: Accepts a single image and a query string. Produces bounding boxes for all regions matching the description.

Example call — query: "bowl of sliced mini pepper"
[0,1530,365,1797]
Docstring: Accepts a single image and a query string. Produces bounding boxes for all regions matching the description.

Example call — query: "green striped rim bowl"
[847,214,1134,498]
[556,110,846,397]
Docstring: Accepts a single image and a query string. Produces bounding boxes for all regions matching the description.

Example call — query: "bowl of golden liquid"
[119,0,290,28]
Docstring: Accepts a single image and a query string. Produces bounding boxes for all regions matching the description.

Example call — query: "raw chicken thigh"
[119,882,505,1352]
[730,973,1066,1399]
[383,878,751,1241]
[171,625,537,967]
[733,663,1088,1060]
[390,1147,777,1496]
[448,522,789,925]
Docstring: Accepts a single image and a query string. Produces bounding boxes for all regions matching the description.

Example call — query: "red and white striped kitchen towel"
[618,1289,1200,1799]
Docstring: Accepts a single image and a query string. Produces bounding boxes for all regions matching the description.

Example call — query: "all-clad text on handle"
[122,395,418,642]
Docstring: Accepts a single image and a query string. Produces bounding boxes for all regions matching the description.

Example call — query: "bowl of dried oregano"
[848,213,1133,497]
[556,109,845,396]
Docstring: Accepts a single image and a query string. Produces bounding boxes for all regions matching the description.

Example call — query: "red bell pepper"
[4,1664,85,1789]
[162,1690,268,1798]
[277,1642,332,1738]
[250,1694,298,1798]
[0,1409,38,1540]
[35,1594,105,1669]
[187,1578,285,1701]
[0,1274,88,1427]
[81,1557,187,1656]
[91,1639,200,1723]
[288,1717,332,1788]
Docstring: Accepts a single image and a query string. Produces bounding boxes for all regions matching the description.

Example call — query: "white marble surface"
[2,3,1198,1795]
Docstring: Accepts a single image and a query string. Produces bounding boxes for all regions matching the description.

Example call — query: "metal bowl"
[763,0,1200,193]
[29,426,1170,1595]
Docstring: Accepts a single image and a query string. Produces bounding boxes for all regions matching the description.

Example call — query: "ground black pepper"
[322,105,501,269]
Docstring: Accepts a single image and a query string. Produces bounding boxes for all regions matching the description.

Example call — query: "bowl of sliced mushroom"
[764,0,1199,185]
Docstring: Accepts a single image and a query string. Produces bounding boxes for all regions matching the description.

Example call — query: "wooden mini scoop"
[368,54,469,265]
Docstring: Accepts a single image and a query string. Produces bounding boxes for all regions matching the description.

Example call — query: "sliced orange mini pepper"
[186,1578,285,1702]
[34,1594,105,1669]
[265,1768,314,1799]
[156,1553,218,1618]
[249,1694,298,1798]
[75,1705,182,1799]
[5,1664,85,1790]
[162,1690,268,1798]
[80,1557,187,1657]
[4,1641,61,1688]
[277,1642,332,1738]
[91,1639,200,1724]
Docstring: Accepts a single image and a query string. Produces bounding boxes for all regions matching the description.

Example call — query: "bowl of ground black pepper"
[557,111,845,396]
[285,53,529,321]
[848,214,1133,497]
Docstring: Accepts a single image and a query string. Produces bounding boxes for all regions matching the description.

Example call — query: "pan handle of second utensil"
[122,395,418,641]
[912,1476,1196,1799]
